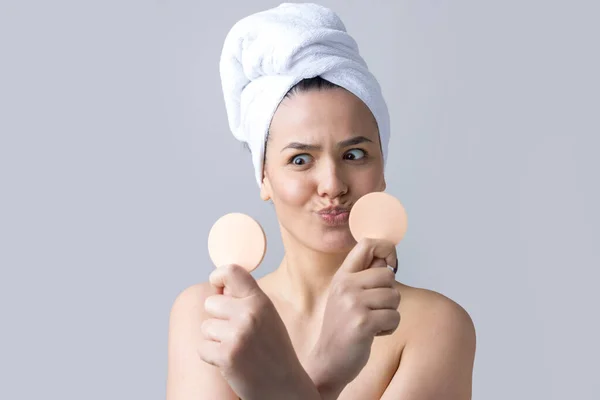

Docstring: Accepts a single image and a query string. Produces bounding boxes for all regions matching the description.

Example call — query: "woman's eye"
[291,154,311,165]
[344,149,366,160]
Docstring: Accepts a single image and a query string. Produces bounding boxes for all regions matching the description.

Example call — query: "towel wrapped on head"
[219,2,390,187]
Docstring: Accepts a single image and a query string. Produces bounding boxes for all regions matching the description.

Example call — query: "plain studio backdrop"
[1,0,598,399]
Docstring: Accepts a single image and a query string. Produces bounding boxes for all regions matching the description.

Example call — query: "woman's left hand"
[199,264,319,400]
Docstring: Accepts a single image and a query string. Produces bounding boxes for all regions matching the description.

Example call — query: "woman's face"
[261,87,386,253]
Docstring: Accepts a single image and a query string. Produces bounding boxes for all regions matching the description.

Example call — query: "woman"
[167,4,476,400]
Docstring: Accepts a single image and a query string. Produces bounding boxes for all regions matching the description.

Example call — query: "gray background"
[1,0,598,399]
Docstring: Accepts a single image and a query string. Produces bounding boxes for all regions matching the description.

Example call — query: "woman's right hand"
[306,238,401,398]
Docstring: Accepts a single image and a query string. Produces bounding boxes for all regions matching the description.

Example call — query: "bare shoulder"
[374,283,477,399]
[168,282,219,334]
[170,282,216,314]
[395,281,476,336]
[167,282,238,400]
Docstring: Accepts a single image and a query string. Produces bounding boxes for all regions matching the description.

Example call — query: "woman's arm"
[303,289,476,400]
[167,283,239,399]
[167,282,323,400]
[379,292,477,400]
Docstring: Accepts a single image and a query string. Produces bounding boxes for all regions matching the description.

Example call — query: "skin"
[167,87,477,399]
[258,85,388,313]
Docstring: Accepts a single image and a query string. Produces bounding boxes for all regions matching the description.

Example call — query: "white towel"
[219,2,390,187]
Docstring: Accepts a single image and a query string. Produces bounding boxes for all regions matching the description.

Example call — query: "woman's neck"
[272,231,350,316]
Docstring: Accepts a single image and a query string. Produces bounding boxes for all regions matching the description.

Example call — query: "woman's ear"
[260,174,272,201]
[260,186,270,201]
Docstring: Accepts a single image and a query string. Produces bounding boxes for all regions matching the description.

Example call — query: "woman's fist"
[199,264,310,399]
[308,238,401,395]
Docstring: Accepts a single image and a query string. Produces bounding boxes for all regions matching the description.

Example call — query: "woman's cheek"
[277,177,311,207]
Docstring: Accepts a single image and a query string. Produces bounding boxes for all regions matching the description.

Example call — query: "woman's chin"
[283,223,356,254]
[314,230,356,253]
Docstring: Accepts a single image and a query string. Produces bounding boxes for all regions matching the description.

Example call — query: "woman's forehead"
[270,90,378,144]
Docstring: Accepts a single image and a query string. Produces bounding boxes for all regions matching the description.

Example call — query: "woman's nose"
[316,159,348,198]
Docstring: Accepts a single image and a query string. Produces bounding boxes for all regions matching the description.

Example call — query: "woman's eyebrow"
[338,135,373,148]
[281,136,373,152]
